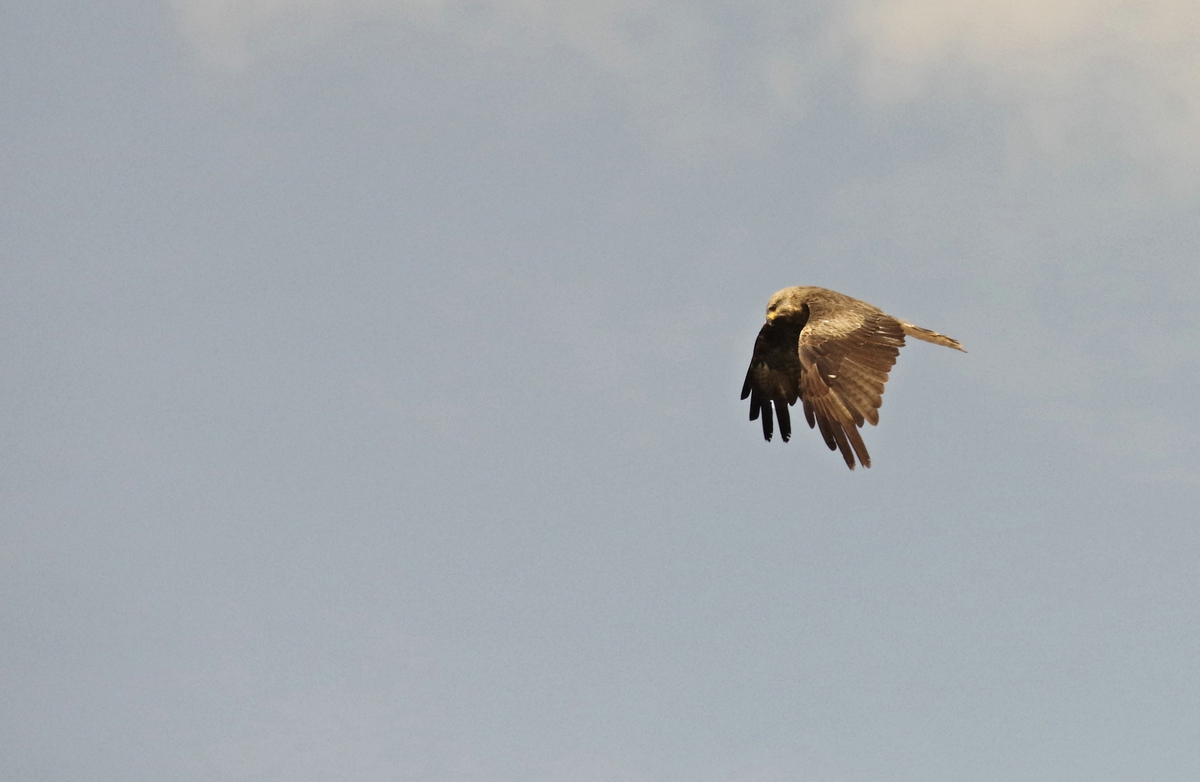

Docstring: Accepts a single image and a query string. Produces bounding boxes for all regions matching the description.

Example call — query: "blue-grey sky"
[4,2,1200,780]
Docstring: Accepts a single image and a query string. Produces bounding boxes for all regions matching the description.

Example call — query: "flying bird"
[741,286,964,469]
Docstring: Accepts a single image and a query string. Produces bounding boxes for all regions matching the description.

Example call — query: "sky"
[3,1,1200,780]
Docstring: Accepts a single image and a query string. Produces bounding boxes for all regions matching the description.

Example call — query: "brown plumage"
[741,286,964,469]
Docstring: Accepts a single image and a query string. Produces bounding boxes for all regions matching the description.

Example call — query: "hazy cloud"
[170,0,827,158]
[170,0,1200,173]
[846,0,1200,177]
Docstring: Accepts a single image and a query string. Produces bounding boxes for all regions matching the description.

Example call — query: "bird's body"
[741,286,964,469]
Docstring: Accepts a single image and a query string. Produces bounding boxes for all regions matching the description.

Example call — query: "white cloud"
[170,0,1200,174]
[844,0,1200,176]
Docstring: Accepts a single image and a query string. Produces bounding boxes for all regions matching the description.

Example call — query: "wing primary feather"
[776,400,792,442]
[845,425,871,468]
[829,422,856,469]
[814,413,837,451]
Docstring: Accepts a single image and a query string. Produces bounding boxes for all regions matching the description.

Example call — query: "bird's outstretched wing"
[740,315,805,442]
[797,309,905,469]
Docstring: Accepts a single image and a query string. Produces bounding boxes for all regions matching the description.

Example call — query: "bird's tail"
[900,321,966,352]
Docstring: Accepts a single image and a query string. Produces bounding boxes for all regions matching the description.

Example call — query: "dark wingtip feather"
[814,414,837,451]
[776,399,792,442]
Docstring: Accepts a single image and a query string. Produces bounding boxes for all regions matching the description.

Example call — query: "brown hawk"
[742,286,965,469]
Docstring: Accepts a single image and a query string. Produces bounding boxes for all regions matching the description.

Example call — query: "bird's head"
[765,288,806,322]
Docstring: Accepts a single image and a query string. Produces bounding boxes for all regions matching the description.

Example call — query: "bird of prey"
[741,286,964,469]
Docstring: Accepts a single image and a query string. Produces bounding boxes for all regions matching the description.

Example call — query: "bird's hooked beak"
[765,310,777,322]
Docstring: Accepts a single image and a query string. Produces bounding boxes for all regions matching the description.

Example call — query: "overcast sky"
[4,2,1200,780]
